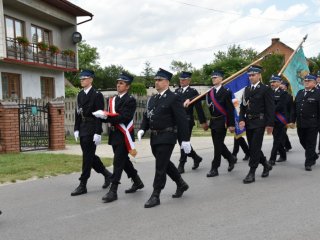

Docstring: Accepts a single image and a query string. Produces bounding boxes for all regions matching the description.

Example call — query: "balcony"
[4,38,77,71]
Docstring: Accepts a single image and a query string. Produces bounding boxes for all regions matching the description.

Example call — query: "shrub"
[129,82,147,96]
[65,86,79,98]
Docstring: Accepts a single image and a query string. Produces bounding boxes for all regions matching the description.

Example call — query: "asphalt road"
[1,134,320,240]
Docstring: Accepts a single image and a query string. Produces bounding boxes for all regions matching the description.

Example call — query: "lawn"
[0,153,112,184]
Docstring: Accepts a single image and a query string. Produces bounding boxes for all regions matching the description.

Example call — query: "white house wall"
[0,62,65,99]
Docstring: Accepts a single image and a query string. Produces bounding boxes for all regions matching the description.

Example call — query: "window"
[31,25,51,45]
[5,16,24,39]
[1,73,21,99]
[40,77,54,99]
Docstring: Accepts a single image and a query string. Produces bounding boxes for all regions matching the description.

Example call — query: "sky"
[70,0,320,75]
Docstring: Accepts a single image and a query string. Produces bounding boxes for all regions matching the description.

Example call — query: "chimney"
[272,38,280,44]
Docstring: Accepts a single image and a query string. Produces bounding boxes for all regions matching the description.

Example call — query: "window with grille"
[1,72,21,99]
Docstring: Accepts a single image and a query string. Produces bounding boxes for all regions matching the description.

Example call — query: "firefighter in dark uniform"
[93,72,144,203]
[279,81,293,152]
[71,70,112,196]
[239,65,274,184]
[316,71,320,155]
[175,71,208,174]
[202,70,236,178]
[137,68,191,208]
[292,74,320,171]
[268,75,288,165]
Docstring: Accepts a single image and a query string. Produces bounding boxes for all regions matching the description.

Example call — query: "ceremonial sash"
[275,112,288,126]
[209,89,228,124]
[108,97,137,157]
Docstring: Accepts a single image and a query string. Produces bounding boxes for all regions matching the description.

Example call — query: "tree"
[308,53,320,74]
[260,54,285,84]
[170,60,195,85]
[141,61,155,88]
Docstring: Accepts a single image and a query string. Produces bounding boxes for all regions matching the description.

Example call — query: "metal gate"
[19,99,49,151]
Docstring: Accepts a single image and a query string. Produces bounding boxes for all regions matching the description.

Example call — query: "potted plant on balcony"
[48,45,60,55]
[15,36,30,47]
[37,41,48,52]
[62,49,76,58]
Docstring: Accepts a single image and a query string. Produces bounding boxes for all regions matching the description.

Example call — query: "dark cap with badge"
[269,74,282,82]
[280,80,289,87]
[179,71,192,79]
[155,68,173,81]
[211,70,224,78]
[247,65,263,74]
[304,74,317,81]
[117,72,134,84]
[79,69,95,79]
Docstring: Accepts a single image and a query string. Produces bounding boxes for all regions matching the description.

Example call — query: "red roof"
[42,0,93,17]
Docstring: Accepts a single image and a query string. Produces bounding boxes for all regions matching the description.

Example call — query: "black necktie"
[214,88,217,95]
[251,86,255,91]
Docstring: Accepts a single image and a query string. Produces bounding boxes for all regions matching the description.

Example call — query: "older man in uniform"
[175,71,207,174]
[94,72,144,203]
[137,68,191,208]
[239,65,274,184]
[71,70,112,196]
[279,81,293,152]
[268,75,288,165]
[292,74,320,171]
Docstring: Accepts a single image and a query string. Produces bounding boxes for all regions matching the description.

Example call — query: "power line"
[171,0,320,24]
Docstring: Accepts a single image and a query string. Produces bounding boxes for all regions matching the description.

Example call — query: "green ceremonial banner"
[282,47,309,96]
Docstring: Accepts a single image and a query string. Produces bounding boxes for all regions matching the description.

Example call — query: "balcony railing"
[5,37,76,70]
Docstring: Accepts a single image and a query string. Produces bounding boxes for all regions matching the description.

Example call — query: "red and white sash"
[108,97,137,157]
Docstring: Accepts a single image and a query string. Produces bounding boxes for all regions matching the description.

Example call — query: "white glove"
[181,141,191,154]
[74,130,79,142]
[93,134,102,146]
[137,130,145,142]
[92,110,108,119]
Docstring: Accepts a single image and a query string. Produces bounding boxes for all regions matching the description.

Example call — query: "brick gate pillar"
[0,102,20,153]
[48,101,65,150]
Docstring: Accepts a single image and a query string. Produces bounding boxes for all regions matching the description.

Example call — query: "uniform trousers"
[151,144,180,190]
[232,136,249,156]
[270,123,286,160]
[211,128,233,169]
[246,127,268,169]
[297,127,319,167]
[284,129,292,150]
[79,135,107,182]
[111,142,137,184]
[178,122,197,162]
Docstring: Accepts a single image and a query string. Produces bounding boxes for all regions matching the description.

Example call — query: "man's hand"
[93,134,102,145]
[137,130,145,142]
[92,110,108,119]
[266,126,273,135]
[74,130,79,142]
[239,121,245,130]
[287,123,295,129]
[201,122,209,131]
[181,141,192,154]
[183,99,191,108]
[229,126,235,133]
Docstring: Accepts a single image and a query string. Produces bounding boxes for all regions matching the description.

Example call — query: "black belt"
[247,113,264,120]
[211,115,224,120]
[82,117,94,122]
[150,127,177,135]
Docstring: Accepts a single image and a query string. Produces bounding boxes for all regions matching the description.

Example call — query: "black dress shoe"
[102,191,118,203]
[177,162,185,174]
[228,156,236,172]
[192,155,202,170]
[71,184,87,196]
[172,178,189,198]
[232,154,238,164]
[207,169,219,177]
[144,196,160,208]
[243,154,250,161]
[125,175,144,193]
[305,166,312,171]
[261,164,272,178]
[243,173,255,184]
[276,157,286,162]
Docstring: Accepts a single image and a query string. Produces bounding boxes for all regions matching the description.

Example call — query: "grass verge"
[0,153,112,184]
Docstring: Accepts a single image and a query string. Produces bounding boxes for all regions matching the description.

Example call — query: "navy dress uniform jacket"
[140,89,190,146]
[74,88,104,136]
[273,88,288,124]
[103,93,136,146]
[239,82,275,129]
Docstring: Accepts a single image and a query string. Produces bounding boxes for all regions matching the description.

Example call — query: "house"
[0,0,93,100]
[259,38,294,62]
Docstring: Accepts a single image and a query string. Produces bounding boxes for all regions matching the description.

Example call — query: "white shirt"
[158,88,169,97]
[118,92,127,98]
[251,81,260,89]
[84,86,92,94]
[214,85,222,93]
[182,86,189,93]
